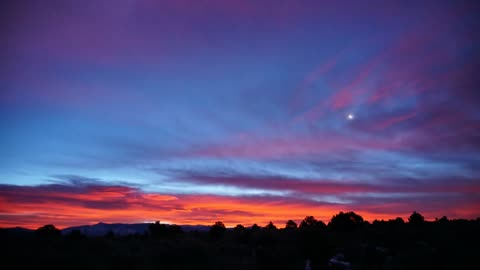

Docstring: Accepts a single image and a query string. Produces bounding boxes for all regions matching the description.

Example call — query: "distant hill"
[1,223,211,236]
[62,222,151,236]
[63,222,212,236]
[0,226,35,235]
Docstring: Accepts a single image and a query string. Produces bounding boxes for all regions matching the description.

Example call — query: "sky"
[1,0,479,229]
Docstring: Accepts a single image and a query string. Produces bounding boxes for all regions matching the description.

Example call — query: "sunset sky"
[1,0,479,229]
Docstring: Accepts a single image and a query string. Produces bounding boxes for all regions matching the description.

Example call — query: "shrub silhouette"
[149,221,183,237]
[408,211,425,225]
[210,221,226,238]
[251,223,261,231]
[436,216,448,224]
[393,217,405,224]
[299,216,326,230]
[265,221,277,230]
[329,211,364,231]
[298,216,328,266]
[149,221,166,237]
[233,224,245,232]
[285,220,297,230]
[36,224,61,237]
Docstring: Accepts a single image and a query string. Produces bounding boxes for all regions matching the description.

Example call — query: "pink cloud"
[1,181,479,229]
[373,111,417,130]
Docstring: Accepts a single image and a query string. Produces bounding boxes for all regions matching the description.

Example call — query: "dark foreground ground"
[1,214,479,270]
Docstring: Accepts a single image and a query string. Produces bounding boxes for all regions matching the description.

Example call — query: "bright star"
[347,113,355,120]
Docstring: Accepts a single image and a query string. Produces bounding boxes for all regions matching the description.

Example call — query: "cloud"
[1,179,479,229]
[173,171,480,195]
[0,182,331,228]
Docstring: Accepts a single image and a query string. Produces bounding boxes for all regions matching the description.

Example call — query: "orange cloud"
[1,183,479,229]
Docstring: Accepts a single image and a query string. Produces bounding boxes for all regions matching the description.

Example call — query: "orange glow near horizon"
[1,184,478,230]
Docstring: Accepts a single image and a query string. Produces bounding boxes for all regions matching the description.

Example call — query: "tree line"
[2,210,478,270]
[35,210,462,238]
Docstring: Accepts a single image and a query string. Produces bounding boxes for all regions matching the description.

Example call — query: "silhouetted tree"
[210,221,226,238]
[149,221,167,237]
[394,217,405,224]
[298,216,328,266]
[285,220,297,230]
[265,221,277,230]
[385,217,404,226]
[233,224,245,232]
[329,211,364,231]
[299,216,326,230]
[436,216,448,224]
[373,219,385,226]
[149,221,183,237]
[36,224,61,237]
[251,223,261,231]
[408,211,425,225]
